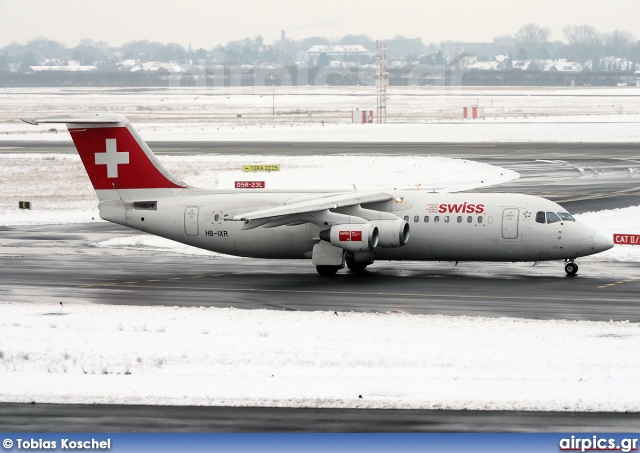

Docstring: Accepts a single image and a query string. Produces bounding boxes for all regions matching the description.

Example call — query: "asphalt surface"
[2,141,640,432]
[3,403,640,433]
[1,249,639,321]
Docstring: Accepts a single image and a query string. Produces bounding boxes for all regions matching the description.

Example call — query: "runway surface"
[1,248,639,321]
[2,141,640,431]
[3,403,640,433]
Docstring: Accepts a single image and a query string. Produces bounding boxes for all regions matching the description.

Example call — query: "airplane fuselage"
[102,190,603,263]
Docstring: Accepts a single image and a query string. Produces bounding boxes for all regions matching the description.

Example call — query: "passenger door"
[184,206,199,236]
[502,208,519,239]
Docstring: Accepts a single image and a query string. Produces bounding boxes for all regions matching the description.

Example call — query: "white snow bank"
[2,302,640,411]
[93,235,228,257]
[575,206,640,262]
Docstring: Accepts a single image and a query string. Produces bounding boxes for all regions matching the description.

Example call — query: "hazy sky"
[1,0,638,48]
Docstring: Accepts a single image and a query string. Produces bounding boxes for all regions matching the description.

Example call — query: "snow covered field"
[3,302,640,411]
[2,86,640,142]
[2,86,640,410]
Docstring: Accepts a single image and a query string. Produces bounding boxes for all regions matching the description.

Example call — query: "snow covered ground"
[2,86,640,410]
[3,302,640,411]
[2,86,640,142]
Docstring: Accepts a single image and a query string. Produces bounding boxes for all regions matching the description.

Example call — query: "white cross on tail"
[95,138,129,178]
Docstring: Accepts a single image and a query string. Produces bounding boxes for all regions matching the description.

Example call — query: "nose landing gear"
[564,259,579,275]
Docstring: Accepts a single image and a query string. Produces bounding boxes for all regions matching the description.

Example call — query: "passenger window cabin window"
[404,215,409,221]
[214,214,220,221]
[434,216,440,223]
[535,211,545,224]
[467,216,473,223]
[478,216,483,223]
[445,216,450,223]
[414,215,419,223]
[546,212,561,224]
[457,216,462,223]
[424,216,429,223]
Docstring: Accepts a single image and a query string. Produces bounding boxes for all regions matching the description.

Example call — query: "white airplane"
[23,114,614,276]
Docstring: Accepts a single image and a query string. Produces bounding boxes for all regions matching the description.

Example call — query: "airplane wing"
[231,191,395,229]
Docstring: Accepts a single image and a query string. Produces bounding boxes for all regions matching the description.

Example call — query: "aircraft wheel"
[346,261,369,272]
[316,265,341,276]
[565,262,578,275]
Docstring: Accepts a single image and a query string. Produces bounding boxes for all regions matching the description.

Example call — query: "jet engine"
[369,219,410,248]
[320,223,379,252]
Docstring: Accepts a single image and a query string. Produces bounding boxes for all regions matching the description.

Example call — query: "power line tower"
[376,40,387,123]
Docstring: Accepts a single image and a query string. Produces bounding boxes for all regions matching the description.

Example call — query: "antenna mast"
[376,40,387,123]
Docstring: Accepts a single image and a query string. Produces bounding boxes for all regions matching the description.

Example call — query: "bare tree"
[563,25,601,47]
[562,25,603,63]
[516,23,551,45]
[604,30,635,57]
[515,23,551,59]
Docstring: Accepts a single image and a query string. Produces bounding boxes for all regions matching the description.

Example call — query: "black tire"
[565,262,578,275]
[346,261,369,272]
[316,265,340,276]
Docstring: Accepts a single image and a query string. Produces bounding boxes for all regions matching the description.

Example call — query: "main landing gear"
[316,261,372,276]
[564,259,579,276]
[316,265,341,276]
[346,261,369,272]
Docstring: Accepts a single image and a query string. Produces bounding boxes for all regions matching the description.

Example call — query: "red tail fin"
[22,114,187,200]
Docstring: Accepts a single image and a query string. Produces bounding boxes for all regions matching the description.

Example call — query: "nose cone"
[594,230,614,253]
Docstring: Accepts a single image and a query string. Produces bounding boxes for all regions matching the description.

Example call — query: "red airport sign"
[235,181,265,189]
[613,234,640,245]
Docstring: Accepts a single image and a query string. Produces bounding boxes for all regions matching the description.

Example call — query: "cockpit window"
[557,212,575,222]
[535,211,546,224]
[546,212,561,224]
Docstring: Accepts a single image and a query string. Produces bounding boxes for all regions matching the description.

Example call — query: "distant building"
[305,45,373,65]
[462,57,584,73]
[440,38,516,59]
[440,38,563,60]
[594,57,637,72]
[29,60,97,72]
[547,59,582,72]
[126,61,185,73]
